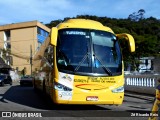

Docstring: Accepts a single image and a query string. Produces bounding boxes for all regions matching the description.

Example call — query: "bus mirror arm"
[116,33,135,52]
[51,27,58,46]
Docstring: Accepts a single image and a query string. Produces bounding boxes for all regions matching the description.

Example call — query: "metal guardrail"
[125,75,160,95]
[126,77,155,87]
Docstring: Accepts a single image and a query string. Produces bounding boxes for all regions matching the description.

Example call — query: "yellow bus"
[33,19,135,105]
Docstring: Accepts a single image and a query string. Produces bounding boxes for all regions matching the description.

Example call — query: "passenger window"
[44,45,54,67]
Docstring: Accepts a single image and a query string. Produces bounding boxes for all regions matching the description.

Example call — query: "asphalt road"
[0,81,155,120]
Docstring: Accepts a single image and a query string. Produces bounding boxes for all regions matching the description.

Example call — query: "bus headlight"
[112,86,124,93]
[54,82,72,91]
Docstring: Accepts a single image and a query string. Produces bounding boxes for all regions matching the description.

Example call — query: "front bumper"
[53,90,124,105]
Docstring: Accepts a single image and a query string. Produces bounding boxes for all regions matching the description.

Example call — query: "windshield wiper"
[74,52,90,72]
[93,54,112,76]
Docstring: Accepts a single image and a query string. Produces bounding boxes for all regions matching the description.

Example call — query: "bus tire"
[43,80,46,95]
[33,79,38,92]
[10,81,12,86]
[1,81,4,86]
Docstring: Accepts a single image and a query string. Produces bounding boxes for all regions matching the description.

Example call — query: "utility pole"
[30,45,32,76]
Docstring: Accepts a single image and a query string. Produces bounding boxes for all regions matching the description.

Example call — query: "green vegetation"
[46,9,160,70]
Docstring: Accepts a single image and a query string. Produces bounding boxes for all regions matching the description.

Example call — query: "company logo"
[2,112,11,117]
[1,112,42,118]
[62,74,72,82]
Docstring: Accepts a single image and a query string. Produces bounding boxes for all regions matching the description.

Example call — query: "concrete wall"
[11,27,37,75]
[0,31,4,49]
[153,57,160,73]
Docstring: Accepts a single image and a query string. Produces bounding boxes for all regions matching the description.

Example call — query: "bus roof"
[57,19,114,33]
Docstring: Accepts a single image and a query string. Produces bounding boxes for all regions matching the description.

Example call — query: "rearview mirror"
[51,27,58,46]
[116,33,135,52]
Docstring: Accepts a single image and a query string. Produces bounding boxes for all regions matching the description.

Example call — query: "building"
[125,56,160,74]
[0,21,50,75]
[153,57,160,74]
[138,57,154,73]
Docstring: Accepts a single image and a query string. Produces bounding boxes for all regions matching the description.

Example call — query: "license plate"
[86,96,98,101]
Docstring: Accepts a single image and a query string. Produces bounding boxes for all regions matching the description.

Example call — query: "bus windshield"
[57,28,122,76]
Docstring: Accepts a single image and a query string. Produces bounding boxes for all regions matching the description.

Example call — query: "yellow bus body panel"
[57,19,114,33]
[53,72,124,104]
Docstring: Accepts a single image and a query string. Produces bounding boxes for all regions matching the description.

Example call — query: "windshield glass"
[56,29,122,76]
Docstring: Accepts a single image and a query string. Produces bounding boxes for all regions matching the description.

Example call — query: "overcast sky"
[0,0,159,25]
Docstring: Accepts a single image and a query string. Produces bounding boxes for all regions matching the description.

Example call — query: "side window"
[44,45,54,67]
[48,45,54,66]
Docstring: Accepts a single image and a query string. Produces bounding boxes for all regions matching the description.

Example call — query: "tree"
[128,9,145,21]
[138,9,145,20]
[46,19,62,28]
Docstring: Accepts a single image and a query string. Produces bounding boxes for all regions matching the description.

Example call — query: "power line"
[0,47,30,59]
[0,37,46,68]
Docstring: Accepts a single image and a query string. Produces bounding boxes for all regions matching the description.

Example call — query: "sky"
[0,0,160,25]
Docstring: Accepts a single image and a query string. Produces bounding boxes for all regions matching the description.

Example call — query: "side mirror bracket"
[116,33,135,52]
[51,27,58,46]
